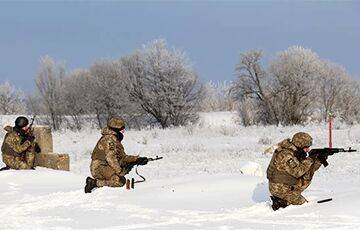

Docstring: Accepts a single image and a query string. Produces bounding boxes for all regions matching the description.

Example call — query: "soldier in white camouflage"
[266,132,323,210]
[85,117,148,193]
[1,117,39,170]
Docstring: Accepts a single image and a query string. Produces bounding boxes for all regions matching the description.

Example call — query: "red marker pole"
[328,113,333,148]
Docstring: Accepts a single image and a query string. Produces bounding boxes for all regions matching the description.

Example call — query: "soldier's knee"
[287,194,307,205]
[111,175,126,187]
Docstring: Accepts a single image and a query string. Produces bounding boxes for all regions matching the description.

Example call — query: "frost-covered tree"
[230,50,278,125]
[201,81,234,112]
[0,82,26,114]
[62,69,93,129]
[89,60,136,128]
[316,61,351,121]
[26,94,46,117]
[122,39,203,128]
[269,46,322,125]
[336,80,360,124]
[34,55,65,130]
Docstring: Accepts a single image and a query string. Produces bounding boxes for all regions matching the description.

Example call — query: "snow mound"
[240,162,263,177]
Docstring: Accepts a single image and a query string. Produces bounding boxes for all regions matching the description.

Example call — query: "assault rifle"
[124,156,163,188]
[20,115,36,143]
[20,115,41,154]
[124,156,163,173]
[309,147,356,167]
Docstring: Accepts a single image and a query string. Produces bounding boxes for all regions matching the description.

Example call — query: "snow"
[1,112,360,229]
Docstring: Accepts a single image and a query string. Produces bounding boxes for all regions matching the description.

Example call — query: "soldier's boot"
[85,177,97,193]
[270,196,288,211]
[0,165,10,171]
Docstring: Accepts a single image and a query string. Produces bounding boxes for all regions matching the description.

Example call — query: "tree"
[88,60,138,128]
[122,39,203,128]
[230,50,278,125]
[201,81,234,112]
[336,80,360,124]
[34,55,65,130]
[0,82,26,114]
[269,46,322,125]
[62,69,93,130]
[316,61,351,121]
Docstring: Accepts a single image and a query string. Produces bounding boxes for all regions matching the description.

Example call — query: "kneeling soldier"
[266,132,322,210]
[85,117,148,193]
[1,116,39,170]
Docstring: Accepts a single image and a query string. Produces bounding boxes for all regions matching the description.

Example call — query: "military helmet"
[15,116,29,128]
[291,132,313,148]
[107,117,125,130]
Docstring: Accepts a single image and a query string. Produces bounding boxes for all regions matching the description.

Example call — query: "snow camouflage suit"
[90,119,139,188]
[1,126,36,169]
[266,134,322,205]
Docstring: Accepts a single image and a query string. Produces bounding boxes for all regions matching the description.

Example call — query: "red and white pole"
[328,113,333,149]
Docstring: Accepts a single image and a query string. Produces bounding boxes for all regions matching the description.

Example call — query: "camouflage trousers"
[2,152,35,170]
[269,179,312,205]
[90,160,126,188]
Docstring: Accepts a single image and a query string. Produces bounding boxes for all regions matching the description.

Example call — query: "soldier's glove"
[309,152,328,166]
[27,135,35,142]
[318,154,328,165]
[124,164,134,173]
[34,143,41,153]
[137,157,149,165]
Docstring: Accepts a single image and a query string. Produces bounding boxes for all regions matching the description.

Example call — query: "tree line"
[0,41,359,129]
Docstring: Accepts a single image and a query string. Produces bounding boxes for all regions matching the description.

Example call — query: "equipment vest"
[266,164,298,186]
[91,138,107,162]
[266,148,299,186]
[1,134,27,158]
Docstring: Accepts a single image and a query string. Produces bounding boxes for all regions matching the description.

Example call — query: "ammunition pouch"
[267,165,298,186]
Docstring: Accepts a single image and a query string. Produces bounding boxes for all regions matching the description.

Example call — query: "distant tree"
[88,60,137,128]
[34,55,65,130]
[26,94,45,116]
[316,61,351,121]
[269,46,322,125]
[0,82,26,114]
[201,81,234,112]
[236,97,260,126]
[230,50,278,125]
[62,69,93,130]
[122,39,203,128]
[336,80,360,124]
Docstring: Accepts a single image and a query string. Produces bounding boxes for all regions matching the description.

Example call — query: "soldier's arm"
[302,158,322,181]
[123,155,139,164]
[113,143,139,166]
[282,151,314,178]
[6,133,31,153]
[104,137,122,174]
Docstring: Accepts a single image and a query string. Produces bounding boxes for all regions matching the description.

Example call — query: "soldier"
[85,117,148,193]
[1,116,39,171]
[266,132,323,210]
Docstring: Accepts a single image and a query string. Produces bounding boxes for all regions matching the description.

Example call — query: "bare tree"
[62,69,93,130]
[230,50,278,125]
[34,55,65,130]
[122,39,203,128]
[25,94,46,116]
[316,61,351,121]
[0,82,26,114]
[88,60,136,128]
[269,46,322,125]
[201,81,234,112]
[336,80,360,124]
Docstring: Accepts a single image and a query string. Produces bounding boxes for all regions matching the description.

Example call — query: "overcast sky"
[0,1,359,92]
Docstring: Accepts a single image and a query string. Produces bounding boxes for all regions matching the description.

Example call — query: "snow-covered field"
[1,112,360,229]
